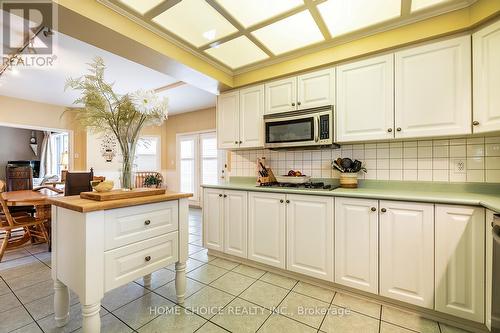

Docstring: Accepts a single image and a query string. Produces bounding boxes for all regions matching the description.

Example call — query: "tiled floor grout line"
[316,290,337,333]
[1,275,45,333]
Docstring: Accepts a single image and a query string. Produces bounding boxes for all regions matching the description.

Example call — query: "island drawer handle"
[145,256,151,262]
[144,220,151,226]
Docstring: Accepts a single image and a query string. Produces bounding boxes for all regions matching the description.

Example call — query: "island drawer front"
[104,201,179,250]
[104,232,179,292]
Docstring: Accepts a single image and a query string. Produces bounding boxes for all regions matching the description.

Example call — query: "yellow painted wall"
[164,107,216,171]
[0,95,87,170]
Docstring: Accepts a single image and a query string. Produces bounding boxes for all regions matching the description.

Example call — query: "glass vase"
[120,141,137,190]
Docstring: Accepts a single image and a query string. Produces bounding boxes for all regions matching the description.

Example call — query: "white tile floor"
[0,208,472,333]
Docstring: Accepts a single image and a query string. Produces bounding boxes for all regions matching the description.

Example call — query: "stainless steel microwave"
[264,106,334,149]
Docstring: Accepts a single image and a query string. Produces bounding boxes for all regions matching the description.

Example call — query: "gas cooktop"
[259,182,338,191]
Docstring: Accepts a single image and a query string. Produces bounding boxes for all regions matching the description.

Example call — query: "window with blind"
[177,131,219,204]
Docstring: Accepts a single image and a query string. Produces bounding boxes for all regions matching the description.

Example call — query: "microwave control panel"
[320,114,330,140]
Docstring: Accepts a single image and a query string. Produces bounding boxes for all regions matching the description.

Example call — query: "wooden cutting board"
[80,188,166,201]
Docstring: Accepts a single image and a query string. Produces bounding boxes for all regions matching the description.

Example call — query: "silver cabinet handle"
[144,220,151,225]
[286,200,290,204]
[219,194,223,197]
[291,102,295,107]
[387,128,393,133]
[297,102,301,106]
[396,128,401,132]
[381,208,387,213]
[473,121,479,126]
[145,256,151,262]
[371,207,376,212]
[223,194,227,198]
[280,199,284,203]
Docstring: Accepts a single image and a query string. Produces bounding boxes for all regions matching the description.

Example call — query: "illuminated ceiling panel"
[117,0,164,15]
[205,36,269,69]
[318,0,401,37]
[252,10,324,55]
[152,0,238,47]
[411,0,451,11]
[214,0,304,28]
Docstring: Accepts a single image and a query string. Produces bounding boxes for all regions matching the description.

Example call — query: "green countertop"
[202,178,500,213]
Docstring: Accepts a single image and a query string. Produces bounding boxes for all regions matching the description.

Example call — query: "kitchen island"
[47,191,192,333]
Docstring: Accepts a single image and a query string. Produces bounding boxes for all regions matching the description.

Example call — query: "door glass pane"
[180,140,194,158]
[201,134,218,185]
[180,159,194,193]
[266,117,314,143]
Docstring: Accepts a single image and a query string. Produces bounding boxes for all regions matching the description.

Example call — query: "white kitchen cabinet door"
[248,192,286,269]
[203,189,224,251]
[223,190,248,258]
[265,77,297,115]
[336,54,394,142]
[335,197,379,293]
[435,204,485,322]
[239,85,264,148]
[395,36,471,139]
[486,209,494,331]
[297,68,335,110]
[286,194,334,281]
[217,91,240,149]
[473,20,500,133]
[379,201,434,308]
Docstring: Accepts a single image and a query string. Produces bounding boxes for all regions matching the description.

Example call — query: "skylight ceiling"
[318,0,402,37]
[214,0,304,28]
[107,0,476,71]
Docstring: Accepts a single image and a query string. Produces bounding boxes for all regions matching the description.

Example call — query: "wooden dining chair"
[64,168,94,196]
[0,194,49,262]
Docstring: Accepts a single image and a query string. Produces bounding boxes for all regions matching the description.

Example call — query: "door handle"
[315,116,320,142]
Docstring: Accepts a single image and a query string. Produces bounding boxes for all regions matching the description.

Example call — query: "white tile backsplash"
[230,136,500,183]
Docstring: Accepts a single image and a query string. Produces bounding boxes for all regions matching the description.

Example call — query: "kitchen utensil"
[332,160,345,172]
[340,158,353,169]
[351,160,362,172]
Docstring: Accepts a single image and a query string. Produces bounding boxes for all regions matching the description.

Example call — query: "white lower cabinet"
[379,201,434,308]
[223,190,248,258]
[203,189,247,257]
[248,192,286,269]
[435,204,485,323]
[286,194,334,281]
[203,189,224,251]
[335,197,379,293]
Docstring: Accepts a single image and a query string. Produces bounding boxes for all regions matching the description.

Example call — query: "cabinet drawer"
[104,201,178,250]
[104,232,178,292]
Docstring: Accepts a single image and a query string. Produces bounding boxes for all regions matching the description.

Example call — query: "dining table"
[2,187,63,247]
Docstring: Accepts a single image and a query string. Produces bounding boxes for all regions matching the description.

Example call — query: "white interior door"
[178,131,219,206]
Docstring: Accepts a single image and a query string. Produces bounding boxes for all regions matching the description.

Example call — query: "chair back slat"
[6,166,33,191]
[64,169,94,196]
[0,194,15,227]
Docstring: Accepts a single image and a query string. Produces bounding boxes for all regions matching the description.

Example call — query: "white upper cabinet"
[297,68,335,110]
[223,190,248,258]
[395,35,472,139]
[473,20,500,133]
[239,85,264,148]
[286,194,334,281]
[335,197,379,294]
[203,188,224,251]
[379,201,434,309]
[217,91,240,149]
[265,77,297,114]
[435,204,485,323]
[336,54,394,142]
[248,192,286,269]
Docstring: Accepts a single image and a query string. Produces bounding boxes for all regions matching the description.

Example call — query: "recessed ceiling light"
[252,10,324,55]
[117,0,164,15]
[214,0,304,28]
[205,36,269,69]
[318,0,401,38]
[153,0,238,47]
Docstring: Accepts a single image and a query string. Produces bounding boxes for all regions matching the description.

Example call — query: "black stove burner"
[274,182,335,190]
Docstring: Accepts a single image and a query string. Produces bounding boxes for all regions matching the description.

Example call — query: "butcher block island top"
[47,190,192,212]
